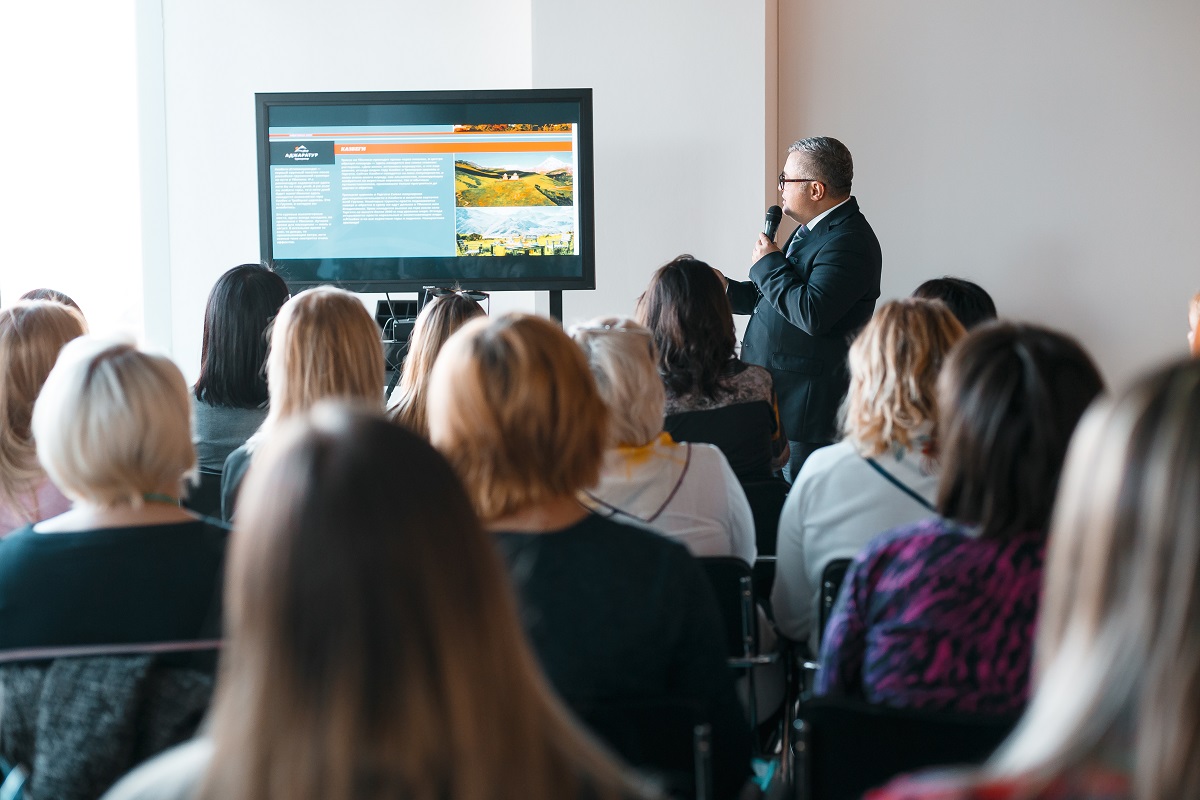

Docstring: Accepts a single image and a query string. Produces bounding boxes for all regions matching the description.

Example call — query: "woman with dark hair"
[869,358,1200,800]
[636,255,787,480]
[911,276,998,330]
[101,406,648,800]
[19,288,85,319]
[816,323,1104,714]
[387,291,485,437]
[193,264,289,472]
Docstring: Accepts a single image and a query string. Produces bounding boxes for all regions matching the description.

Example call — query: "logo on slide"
[269,140,335,165]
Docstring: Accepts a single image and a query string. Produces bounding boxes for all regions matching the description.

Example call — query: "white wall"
[1,1,144,338]
[532,0,775,329]
[154,0,535,382]
[778,0,1200,387]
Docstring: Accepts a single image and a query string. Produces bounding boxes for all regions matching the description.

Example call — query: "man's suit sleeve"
[749,232,876,336]
[726,279,760,316]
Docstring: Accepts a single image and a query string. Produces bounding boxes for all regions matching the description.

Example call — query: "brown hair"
[0,301,86,520]
[842,298,965,457]
[256,287,384,442]
[388,293,485,437]
[635,255,737,398]
[990,359,1200,800]
[935,322,1103,540]
[203,405,639,800]
[426,313,608,523]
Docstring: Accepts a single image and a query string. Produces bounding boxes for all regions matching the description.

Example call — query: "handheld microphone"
[763,205,783,242]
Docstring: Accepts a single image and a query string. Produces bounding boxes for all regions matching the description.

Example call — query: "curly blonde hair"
[841,298,965,457]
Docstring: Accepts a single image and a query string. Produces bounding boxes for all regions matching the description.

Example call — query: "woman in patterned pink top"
[817,323,1103,714]
[866,358,1200,800]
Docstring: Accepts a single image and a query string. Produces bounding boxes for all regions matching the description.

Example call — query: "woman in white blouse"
[570,316,755,563]
[771,298,965,653]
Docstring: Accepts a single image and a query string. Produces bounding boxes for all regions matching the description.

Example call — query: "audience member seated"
[19,287,86,321]
[220,286,383,519]
[868,358,1200,800]
[571,316,754,562]
[817,323,1103,715]
[427,313,753,800]
[912,276,997,330]
[192,263,289,472]
[387,289,485,437]
[636,255,788,481]
[0,338,228,799]
[0,301,86,533]
[772,298,965,653]
[102,405,649,800]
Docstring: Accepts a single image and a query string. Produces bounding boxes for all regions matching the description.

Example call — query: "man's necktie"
[786,224,810,259]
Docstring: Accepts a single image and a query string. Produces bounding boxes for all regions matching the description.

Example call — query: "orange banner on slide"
[334,141,572,155]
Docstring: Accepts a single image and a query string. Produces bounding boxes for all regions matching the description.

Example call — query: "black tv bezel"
[255,88,595,293]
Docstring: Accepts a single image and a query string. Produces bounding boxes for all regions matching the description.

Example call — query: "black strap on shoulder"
[863,457,935,512]
[582,443,693,525]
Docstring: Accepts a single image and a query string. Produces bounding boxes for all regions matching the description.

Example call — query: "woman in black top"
[427,313,753,800]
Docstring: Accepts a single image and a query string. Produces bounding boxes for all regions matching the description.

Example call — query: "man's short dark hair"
[912,276,998,330]
[788,136,853,195]
[936,322,1104,541]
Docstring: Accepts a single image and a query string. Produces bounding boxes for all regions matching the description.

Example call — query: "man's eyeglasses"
[778,173,822,192]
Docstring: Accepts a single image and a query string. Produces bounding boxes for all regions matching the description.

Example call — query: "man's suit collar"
[806,196,859,237]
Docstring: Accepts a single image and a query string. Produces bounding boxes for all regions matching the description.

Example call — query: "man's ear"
[810,181,826,202]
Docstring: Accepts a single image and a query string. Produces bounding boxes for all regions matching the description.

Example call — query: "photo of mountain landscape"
[455,155,574,207]
[455,207,575,257]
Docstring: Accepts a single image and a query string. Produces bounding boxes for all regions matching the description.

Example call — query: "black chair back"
[817,558,853,646]
[740,478,790,557]
[182,469,223,519]
[698,557,756,657]
[575,698,712,800]
[792,697,1018,800]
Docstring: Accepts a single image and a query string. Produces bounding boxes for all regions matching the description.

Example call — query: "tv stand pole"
[549,290,563,323]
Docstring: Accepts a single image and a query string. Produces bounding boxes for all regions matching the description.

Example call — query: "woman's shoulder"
[724,360,774,396]
[101,737,212,800]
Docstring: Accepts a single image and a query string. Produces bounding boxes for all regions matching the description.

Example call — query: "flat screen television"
[256,89,594,293]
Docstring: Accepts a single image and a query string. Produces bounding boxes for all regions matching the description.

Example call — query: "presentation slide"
[267,124,579,261]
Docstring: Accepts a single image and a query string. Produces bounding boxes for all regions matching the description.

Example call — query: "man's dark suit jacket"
[727,197,881,444]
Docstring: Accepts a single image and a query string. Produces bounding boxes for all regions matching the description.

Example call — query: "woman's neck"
[34,488,196,533]
[487,495,589,534]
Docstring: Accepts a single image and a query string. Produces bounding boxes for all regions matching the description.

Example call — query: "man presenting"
[726,136,881,481]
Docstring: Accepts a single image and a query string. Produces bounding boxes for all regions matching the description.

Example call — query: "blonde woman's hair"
[989,358,1200,800]
[203,405,643,800]
[0,301,86,521]
[389,293,485,437]
[427,313,608,523]
[569,316,664,448]
[31,337,195,507]
[841,298,965,457]
[256,287,384,442]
